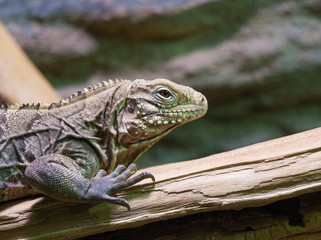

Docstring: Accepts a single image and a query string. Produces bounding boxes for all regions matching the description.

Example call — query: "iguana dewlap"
[0,78,207,210]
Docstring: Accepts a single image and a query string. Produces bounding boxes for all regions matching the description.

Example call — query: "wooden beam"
[0,22,60,104]
[1,127,321,239]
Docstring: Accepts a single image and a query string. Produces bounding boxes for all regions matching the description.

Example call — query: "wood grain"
[1,127,321,239]
[88,191,321,240]
[0,22,60,104]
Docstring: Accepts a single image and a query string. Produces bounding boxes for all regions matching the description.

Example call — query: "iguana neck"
[97,81,170,172]
[57,80,130,138]
[110,125,176,171]
[91,82,133,171]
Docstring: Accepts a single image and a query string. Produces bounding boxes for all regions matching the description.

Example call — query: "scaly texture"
[0,78,207,209]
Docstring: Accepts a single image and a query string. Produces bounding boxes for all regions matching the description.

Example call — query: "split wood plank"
[1,127,321,239]
[0,22,60,104]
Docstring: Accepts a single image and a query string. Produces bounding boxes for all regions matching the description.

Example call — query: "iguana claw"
[90,163,155,210]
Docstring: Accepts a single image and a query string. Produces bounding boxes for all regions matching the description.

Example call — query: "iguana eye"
[158,89,171,98]
[153,87,175,102]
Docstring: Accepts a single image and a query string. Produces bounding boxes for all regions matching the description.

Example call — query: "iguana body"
[0,78,207,210]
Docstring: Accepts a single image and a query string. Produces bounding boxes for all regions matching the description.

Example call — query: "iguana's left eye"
[158,89,171,98]
[153,87,175,102]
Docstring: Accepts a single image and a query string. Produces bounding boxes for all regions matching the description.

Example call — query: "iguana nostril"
[198,95,207,107]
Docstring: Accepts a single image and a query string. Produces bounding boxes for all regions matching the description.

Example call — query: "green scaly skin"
[0,78,207,210]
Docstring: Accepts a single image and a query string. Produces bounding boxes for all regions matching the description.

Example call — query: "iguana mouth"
[144,105,207,126]
[159,105,207,116]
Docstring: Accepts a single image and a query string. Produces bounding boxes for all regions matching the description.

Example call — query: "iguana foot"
[25,155,154,210]
[89,163,155,210]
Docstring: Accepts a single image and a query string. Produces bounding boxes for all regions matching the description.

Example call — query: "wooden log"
[88,191,321,240]
[0,22,60,104]
[1,127,321,239]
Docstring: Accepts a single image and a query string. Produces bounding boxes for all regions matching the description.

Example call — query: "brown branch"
[0,22,60,104]
[1,127,321,239]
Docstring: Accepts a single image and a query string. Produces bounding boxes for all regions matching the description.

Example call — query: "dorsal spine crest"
[0,79,129,110]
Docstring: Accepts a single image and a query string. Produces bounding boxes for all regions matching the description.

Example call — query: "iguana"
[0,78,207,210]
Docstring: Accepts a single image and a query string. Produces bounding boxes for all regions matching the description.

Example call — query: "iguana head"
[118,78,207,146]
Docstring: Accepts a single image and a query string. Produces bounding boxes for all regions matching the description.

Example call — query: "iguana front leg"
[24,154,154,210]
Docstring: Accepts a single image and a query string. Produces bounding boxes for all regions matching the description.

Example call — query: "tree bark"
[83,191,321,240]
[1,127,321,239]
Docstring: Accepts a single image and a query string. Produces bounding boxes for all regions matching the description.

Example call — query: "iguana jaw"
[143,104,207,126]
[114,103,207,168]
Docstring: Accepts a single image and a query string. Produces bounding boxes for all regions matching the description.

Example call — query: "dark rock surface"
[1,0,321,167]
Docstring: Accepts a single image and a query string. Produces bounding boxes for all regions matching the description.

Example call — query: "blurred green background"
[1,0,321,168]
